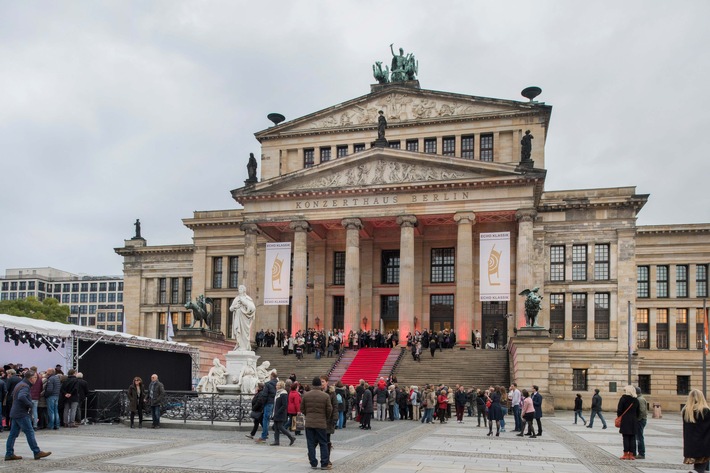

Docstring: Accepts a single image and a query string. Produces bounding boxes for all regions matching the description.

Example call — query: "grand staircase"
[254,346,338,384]
[393,347,509,389]
[339,348,392,386]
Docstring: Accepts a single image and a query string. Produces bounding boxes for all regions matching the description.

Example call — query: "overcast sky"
[1,0,708,277]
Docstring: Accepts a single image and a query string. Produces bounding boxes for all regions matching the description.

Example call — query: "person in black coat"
[359,383,373,430]
[127,376,145,428]
[246,383,266,439]
[682,389,710,473]
[616,385,640,460]
[271,381,295,446]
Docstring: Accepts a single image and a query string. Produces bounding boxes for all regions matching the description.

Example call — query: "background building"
[0,267,124,331]
[115,74,709,410]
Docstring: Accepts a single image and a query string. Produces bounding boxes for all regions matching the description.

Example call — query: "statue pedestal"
[509,327,555,414]
[225,350,260,385]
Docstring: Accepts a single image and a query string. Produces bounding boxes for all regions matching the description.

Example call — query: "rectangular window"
[549,293,565,339]
[677,308,689,349]
[698,264,708,298]
[353,143,366,153]
[657,265,669,298]
[594,293,610,339]
[320,147,331,163]
[1,282,7,291]
[573,368,588,391]
[72,283,79,292]
[697,308,708,350]
[381,250,400,284]
[677,265,688,298]
[229,256,239,289]
[28,281,36,290]
[54,284,61,292]
[80,283,88,292]
[406,139,418,152]
[388,140,401,149]
[11,282,18,290]
[638,375,651,394]
[461,135,474,159]
[572,293,587,339]
[98,293,106,303]
[118,282,123,291]
[63,283,70,292]
[171,278,179,304]
[213,257,223,289]
[99,282,107,291]
[333,296,345,330]
[424,138,437,154]
[158,278,167,304]
[109,282,117,291]
[636,308,649,349]
[182,312,192,328]
[184,277,192,303]
[572,244,587,281]
[71,294,79,303]
[333,251,346,285]
[304,148,315,168]
[97,313,106,322]
[80,294,88,303]
[442,136,455,156]
[431,248,455,283]
[480,134,493,161]
[637,266,650,298]
[594,244,610,280]
[62,294,70,303]
[550,245,565,281]
[212,299,221,332]
[336,145,348,158]
[657,308,669,349]
[677,375,690,395]
[89,305,96,314]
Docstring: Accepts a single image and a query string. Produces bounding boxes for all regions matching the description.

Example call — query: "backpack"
[336,393,343,404]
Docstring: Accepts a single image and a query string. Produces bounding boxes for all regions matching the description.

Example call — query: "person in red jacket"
[288,382,302,436]
[437,389,448,424]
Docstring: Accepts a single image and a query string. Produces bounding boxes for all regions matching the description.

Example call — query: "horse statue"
[184,295,213,329]
[372,61,390,84]
[519,287,543,327]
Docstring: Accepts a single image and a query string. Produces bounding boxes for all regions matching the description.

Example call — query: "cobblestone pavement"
[0,411,688,473]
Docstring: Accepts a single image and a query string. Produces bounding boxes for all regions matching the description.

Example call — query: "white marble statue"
[234,361,259,394]
[196,358,229,393]
[256,361,272,383]
[230,285,256,351]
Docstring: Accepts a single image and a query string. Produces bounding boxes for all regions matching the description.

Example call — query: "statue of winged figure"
[519,287,543,327]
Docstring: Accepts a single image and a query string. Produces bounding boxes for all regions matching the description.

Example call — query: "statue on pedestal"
[521,130,534,162]
[519,287,543,327]
[230,285,256,351]
[234,360,259,394]
[196,358,229,393]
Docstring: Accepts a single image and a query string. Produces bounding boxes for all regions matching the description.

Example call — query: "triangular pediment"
[234,148,537,198]
[256,86,547,137]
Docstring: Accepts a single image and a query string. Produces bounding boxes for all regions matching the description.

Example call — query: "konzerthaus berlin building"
[116,68,709,409]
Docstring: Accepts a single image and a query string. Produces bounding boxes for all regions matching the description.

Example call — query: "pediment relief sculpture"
[293,93,510,131]
[292,159,476,190]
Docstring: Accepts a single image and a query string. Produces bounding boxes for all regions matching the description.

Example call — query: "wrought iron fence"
[113,390,254,425]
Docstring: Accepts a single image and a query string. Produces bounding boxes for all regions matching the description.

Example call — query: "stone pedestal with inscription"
[509,327,555,415]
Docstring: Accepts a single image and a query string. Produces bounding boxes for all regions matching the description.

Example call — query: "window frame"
[212,257,223,289]
[424,138,437,154]
[442,136,455,156]
[677,265,689,298]
[656,308,669,349]
[637,266,650,298]
[594,244,610,280]
[549,293,565,339]
[333,251,346,286]
[304,148,315,168]
[573,368,588,391]
[572,293,587,339]
[657,265,669,298]
[572,244,588,281]
[480,134,493,161]
[636,308,649,349]
[430,248,455,283]
[550,245,565,281]
[461,135,474,159]
[381,250,401,284]
[594,292,610,339]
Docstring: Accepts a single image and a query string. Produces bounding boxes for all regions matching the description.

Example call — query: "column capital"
[453,211,476,225]
[341,218,363,231]
[289,220,311,233]
[240,223,261,235]
[396,215,418,228]
[515,209,537,223]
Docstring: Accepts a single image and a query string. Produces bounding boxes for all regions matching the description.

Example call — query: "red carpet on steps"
[340,348,391,386]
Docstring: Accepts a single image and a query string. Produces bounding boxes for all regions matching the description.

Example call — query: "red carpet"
[340,348,391,386]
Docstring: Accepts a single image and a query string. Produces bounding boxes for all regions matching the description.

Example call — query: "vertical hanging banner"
[264,242,291,305]
[479,232,510,301]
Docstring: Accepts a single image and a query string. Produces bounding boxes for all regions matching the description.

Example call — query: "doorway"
[482,301,508,349]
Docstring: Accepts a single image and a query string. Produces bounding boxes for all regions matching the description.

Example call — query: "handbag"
[614,403,633,428]
[295,412,306,430]
[250,410,262,420]
[290,416,297,431]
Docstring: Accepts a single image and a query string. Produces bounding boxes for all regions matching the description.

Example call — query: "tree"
[0,296,70,323]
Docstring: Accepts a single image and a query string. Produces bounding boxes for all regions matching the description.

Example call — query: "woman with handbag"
[682,389,710,473]
[245,382,266,439]
[616,385,639,460]
[287,382,302,435]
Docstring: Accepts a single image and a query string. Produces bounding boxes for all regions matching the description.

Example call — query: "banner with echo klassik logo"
[479,232,510,301]
[264,242,291,305]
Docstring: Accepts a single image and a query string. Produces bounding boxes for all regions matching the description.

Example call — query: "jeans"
[46,396,59,429]
[151,405,161,426]
[261,404,273,439]
[393,404,400,420]
[513,405,522,431]
[377,403,387,421]
[589,410,607,428]
[337,411,344,429]
[574,410,587,424]
[421,407,434,423]
[31,400,39,428]
[5,415,40,457]
[305,427,329,467]
[636,418,646,455]
[63,401,78,426]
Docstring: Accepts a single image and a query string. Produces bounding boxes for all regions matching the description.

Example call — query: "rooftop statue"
[372,61,390,84]
[133,219,142,239]
[377,110,387,140]
[246,152,258,183]
[521,130,534,162]
[389,43,418,82]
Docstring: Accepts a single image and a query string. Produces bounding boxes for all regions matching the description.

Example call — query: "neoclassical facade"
[116,78,709,409]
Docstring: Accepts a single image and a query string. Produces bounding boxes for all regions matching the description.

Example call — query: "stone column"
[342,218,362,334]
[454,211,475,346]
[240,223,261,296]
[289,220,311,334]
[516,209,537,327]
[397,215,417,343]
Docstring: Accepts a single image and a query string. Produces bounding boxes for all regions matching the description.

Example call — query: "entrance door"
[430,294,454,332]
[380,295,399,332]
[332,296,344,330]
[481,301,508,349]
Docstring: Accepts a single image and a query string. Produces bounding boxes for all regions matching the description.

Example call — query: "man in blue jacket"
[4,370,51,461]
